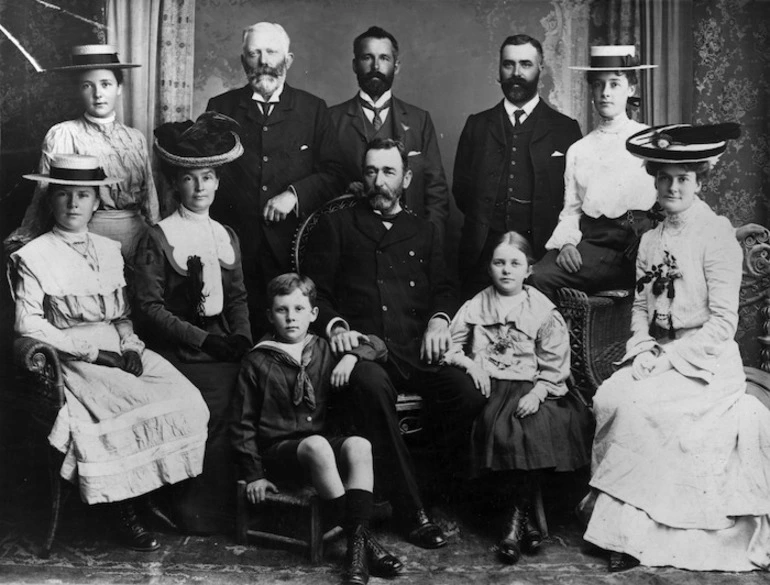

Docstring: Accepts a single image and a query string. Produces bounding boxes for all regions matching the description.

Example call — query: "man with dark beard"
[303,138,486,550]
[329,26,449,244]
[206,22,345,337]
[453,34,582,297]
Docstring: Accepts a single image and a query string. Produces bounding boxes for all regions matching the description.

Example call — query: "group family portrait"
[0,0,768,584]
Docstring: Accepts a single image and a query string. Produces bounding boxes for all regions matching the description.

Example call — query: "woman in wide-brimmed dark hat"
[529,45,658,299]
[7,45,158,262]
[133,112,252,534]
[581,123,770,573]
[9,154,209,552]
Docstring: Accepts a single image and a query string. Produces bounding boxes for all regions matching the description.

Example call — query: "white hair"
[242,22,291,53]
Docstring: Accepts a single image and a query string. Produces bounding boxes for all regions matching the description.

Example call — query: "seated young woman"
[529,46,658,299]
[132,112,252,534]
[581,123,770,572]
[9,154,209,552]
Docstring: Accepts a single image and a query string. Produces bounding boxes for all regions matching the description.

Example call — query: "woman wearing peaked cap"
[7,45,158,262]
[529,45,658,299]
[133,112,252,534]
[581,122,770,572]
[10,154,209,552]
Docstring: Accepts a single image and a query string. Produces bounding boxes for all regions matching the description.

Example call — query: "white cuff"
[326,317,350,339]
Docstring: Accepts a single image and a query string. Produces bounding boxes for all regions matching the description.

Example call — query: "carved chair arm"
[12,336,65,414]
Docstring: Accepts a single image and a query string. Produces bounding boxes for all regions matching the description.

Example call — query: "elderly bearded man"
[303,138,486,550]
[207,22,345,337]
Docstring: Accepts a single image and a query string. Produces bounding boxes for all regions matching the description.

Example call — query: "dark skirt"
[470,380,593,477]
[159,352,241,534]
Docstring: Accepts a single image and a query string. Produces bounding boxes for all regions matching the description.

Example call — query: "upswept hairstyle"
[353,26,399,59]
[645,160,711,183]
[266,273,317,307]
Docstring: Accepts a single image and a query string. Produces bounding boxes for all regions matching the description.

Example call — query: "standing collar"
[503,94,540,118]
[84,112,117,125]
[358,89,393,109]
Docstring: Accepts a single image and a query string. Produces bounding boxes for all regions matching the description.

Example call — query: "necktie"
[513,109,525,127]
[359,99,391,131]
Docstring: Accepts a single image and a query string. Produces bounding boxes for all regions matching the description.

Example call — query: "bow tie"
[359,98,392,131]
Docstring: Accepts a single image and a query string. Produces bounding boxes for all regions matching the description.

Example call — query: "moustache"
[363,71,390,83]
[247,65,282,79]
[499,76,528,88]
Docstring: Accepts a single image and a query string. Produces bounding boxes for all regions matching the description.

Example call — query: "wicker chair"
[292,194,424,435]
[557,222,770,402]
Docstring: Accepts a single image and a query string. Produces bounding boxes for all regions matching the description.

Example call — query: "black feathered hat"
[626,123,741,164]
[154,112,244,168]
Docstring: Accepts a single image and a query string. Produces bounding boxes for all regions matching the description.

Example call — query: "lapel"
[529,100,552,146]
[263,84,296,127]
[353,203,419,248]
[344,97,367,141]
[234,85,263,125]
[489,100,507,147]
[389,97,410,144]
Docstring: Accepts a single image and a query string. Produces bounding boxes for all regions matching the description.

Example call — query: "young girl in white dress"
[442,231,594,565]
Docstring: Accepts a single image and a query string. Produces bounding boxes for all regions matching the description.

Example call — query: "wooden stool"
[235,480,343,564]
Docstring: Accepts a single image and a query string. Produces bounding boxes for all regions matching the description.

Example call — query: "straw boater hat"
[570,45,656,71]
[154,112,244,168]
[626,123,741,164]
[51,44,141,72]
[23,154,122,186]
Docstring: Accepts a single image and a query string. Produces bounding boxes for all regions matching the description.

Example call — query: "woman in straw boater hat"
[529,46,658,299]
[133,112,252,534]
[7,45,159,262]
[9,154,209,552]
[581,123,770,572]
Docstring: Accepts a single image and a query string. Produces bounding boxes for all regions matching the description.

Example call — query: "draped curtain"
[107,0,196,216]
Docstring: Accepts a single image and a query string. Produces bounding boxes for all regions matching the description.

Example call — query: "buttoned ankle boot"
[115,499,160,552]
[343,489,372,585]
[497,505,527,564]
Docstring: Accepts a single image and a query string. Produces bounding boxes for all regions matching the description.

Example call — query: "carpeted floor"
[1,409,767,585]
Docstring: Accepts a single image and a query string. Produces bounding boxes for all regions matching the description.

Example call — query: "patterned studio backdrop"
[0,0,767,365]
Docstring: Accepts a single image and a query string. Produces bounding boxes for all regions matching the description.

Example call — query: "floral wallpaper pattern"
[692,0,770,366]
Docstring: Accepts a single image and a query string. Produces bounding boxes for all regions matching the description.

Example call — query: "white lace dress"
[584,198,770,571]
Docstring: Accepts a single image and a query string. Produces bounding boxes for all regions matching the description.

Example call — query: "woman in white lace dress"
[582,123,770,572]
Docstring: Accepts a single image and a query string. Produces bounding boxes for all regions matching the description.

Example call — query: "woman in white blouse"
[529,46,657,299]
[7,45,159,262]
[10,154,209,552]
[582,123,770,572]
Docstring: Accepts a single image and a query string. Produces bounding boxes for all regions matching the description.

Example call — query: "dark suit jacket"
[302,200,455,377]
[328,96,449,240]
[453,99,582,277]
[206,84,345,273]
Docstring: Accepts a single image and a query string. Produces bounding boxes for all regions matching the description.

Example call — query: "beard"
[357,70,395,100]
[500,73,539,104]
[246,59,289,97]
[366,183,402,214]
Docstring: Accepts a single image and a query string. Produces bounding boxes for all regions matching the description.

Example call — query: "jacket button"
[263,155,269,162]
[409,280,415,287]
[306,416,312,422]
[408,250,415,256]
[382,305,388,311]
[262,186,268,191]
[263,126,268,131]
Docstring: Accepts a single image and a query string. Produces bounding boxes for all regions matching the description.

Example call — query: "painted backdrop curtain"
[107,0,196,216]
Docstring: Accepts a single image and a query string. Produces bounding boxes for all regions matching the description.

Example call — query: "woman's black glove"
[95,350,143,377]
[226,334,252,360]
[122,350,144,377]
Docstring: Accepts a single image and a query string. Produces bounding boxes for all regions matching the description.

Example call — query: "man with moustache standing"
[453,34,582,297]
[303,138,486,550]
[329,26,449,242]
[206,22,344,336]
